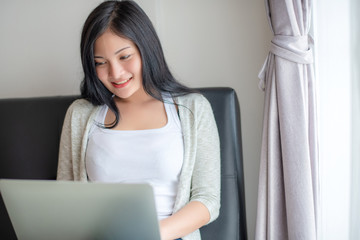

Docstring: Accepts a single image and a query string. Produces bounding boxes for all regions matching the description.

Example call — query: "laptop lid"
[0,179,161,240]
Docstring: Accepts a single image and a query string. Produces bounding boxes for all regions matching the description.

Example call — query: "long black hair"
[80,0,195,128]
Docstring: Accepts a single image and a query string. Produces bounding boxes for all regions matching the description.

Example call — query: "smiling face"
[94,29,144,101]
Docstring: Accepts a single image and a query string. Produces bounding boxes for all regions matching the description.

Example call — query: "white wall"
[0,0,103,98]
[0,1,271,239]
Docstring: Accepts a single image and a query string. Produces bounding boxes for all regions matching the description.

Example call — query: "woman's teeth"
[114,77,132,85]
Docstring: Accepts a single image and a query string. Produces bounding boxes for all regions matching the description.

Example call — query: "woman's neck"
[114,87,158,105]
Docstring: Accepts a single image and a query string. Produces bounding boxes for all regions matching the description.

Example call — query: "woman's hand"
[159,201,210,240]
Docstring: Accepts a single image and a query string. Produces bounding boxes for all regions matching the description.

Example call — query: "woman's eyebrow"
[94,46,131,59]
[114,46,130,55]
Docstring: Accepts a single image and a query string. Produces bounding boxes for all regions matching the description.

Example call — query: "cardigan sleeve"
[189,95,221,223]
[57,99,95,181]
[57,102,76,180]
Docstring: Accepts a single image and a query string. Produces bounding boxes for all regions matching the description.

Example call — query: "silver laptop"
[0,179,161,240]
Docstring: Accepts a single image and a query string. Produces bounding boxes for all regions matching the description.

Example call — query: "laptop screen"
[0,179,161,240]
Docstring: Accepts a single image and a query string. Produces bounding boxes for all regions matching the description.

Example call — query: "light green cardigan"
[57,93,221,240]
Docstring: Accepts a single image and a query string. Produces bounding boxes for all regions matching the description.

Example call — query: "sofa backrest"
[0,87,247,239]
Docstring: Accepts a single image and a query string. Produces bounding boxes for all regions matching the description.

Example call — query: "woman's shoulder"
[69,98,94,108]
[175,92,210,107]
[175,92,215,123]
[66,98,99,119]
[68,98,95,111]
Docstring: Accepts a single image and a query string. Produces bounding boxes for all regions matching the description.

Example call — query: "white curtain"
[255,0,318,239]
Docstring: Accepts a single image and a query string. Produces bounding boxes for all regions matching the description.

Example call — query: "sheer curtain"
[256,0,318,239]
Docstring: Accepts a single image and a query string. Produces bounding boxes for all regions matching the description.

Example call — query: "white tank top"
[85,94,184,220]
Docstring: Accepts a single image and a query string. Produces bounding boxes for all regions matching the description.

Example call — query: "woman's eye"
[95,61,106,66]
[120,55,131,60]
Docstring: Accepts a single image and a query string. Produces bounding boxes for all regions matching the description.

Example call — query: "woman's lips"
[111,77,132,88]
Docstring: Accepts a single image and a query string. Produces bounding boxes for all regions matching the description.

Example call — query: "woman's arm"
[57,99,95,181]
[57,103,76,180]
[159,201,210,240]
[164,94,221,239]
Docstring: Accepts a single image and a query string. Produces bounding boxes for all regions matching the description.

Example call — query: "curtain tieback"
[258,35,314,90]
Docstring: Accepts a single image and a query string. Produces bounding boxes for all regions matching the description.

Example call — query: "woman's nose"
[109,62,125,79]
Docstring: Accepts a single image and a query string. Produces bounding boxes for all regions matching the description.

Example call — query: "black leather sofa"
[0,87,247,239]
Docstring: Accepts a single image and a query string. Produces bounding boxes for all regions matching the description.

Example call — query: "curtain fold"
[256,0,318,239]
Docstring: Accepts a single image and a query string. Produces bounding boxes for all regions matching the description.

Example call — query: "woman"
[57,1,220,239]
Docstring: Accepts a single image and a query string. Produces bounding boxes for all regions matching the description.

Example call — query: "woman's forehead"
[94,30,136,54]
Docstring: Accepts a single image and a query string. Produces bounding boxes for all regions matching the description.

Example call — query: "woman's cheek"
[96,68,107,82]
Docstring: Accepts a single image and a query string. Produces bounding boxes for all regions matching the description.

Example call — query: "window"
[313,0,359,239]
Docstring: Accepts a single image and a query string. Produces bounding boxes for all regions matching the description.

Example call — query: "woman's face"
[94,29,143,100]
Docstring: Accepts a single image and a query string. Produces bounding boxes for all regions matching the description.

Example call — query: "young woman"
[57,1,220,239]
